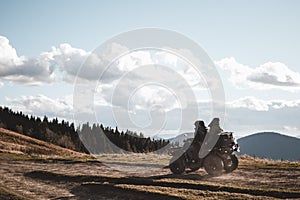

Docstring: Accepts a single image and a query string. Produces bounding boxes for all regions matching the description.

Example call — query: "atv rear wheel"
[224,154,238,173]
[203,155,223,176]
[169,157,185,174]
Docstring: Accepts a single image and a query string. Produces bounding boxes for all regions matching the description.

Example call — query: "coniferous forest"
[0,106,169,154]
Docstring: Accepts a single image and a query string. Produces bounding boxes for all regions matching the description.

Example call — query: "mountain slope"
[0,128,86,157]
[168,132,194,146]
[237,132,300,161]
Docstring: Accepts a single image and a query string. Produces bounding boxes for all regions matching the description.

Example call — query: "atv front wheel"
[223,154,238,173]
[203,155,223,176]
[169,157,185,174]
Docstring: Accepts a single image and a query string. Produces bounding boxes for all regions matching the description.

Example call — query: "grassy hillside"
[0,127,88,159]
[238,132,300,161]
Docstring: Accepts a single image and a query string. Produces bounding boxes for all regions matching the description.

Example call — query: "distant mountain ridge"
[167,132,194,146]
[237,132,300,161]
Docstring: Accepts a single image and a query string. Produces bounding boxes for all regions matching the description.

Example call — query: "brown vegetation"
[1,128,300,199]
[0,128,88,159]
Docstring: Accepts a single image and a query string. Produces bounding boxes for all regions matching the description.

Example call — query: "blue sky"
[0,0,300,138]
[2,0,300,64]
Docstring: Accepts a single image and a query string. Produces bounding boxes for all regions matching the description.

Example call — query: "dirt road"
[0,154,300,200]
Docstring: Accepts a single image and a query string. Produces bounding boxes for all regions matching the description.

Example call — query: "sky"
[0,0,300,138]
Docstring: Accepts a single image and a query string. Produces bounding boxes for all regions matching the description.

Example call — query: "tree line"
[0,107,169,154]
[78,123,169,153]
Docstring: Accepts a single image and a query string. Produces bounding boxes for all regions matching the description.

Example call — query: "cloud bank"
[2,35,299,93]
[215,57,300,91]
[0,36,123,84]
[227,96,300,111]
[5,94,73,120]
[0,36,56,85]
[1,36,300,137]
[4,94,300,138]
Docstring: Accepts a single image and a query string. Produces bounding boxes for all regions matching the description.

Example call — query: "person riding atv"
[169,118,239,176]
[183,120,206,165]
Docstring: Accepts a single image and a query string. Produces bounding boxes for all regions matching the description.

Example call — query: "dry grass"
[94,153,170,166]
[239,154,300,170]
[0,185,27,200]
[1,127,300,199]
[0,128,91,160]
[94,153,300,171]
[116,184,269,200]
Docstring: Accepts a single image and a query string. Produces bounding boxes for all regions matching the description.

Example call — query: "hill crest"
[0,128,86,158]
[237,132,300,161]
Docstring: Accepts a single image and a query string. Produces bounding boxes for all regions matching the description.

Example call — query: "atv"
[169,131,239,176]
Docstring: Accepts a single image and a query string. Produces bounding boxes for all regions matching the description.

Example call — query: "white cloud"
[117,50,153,71]
[5,94,73,118]
[3,93,300,138]
[223,97,300,138]
[2,34,298,94]
[0,36,23,66]
[92,49,210,115]
[0,35,210,96]
[248,62,300,87]
[55,42,129,83]
[227,96,300,111]
[227,96,271,111]
[284,126,299,132]
[128,85,181,112]
[0,36,56,85]
[53,43,90,79]
[216,57,300,91]
[0,36,127,85]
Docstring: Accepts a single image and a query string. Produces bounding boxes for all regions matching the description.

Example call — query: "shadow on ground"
[25,170,300,199]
